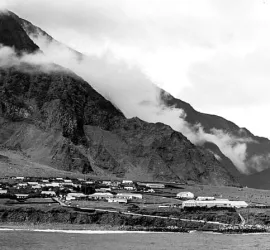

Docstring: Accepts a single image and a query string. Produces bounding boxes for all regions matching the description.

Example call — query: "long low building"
[116,193,142,200]
[145,183,165,189]
[182,200,248,208]
[196,196,215,201]
[88,192,114,200]
[108,198,127,204]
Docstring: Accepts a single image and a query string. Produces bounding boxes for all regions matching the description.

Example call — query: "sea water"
[0,229,269,250]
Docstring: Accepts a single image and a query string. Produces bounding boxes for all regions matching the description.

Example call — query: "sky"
[1,0,270,138]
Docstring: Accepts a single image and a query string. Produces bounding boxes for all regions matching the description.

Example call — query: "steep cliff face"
[0,12,38,53]
[0,11,238,185]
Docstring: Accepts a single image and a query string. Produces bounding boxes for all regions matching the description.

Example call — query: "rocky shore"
[0,206,267,234]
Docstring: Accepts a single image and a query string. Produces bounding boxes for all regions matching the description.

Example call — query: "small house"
[122,180,133,184]
[124,186,135,191]
[0,190,8,195]
[27,182,39,186]
[102,180,112,186]
[15,177,25,180]
[18,183,28,188]
[41,191,56,197]
[66,193,87,201]
[176,192,194,200]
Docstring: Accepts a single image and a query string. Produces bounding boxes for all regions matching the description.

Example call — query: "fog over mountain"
[0,20,248,174]
[12,16,265,175]
[0,10,239,185]
[4,0,270,140]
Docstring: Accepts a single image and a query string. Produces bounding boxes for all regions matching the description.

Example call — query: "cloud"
[246,153,270,173]
[0,45,66,73]
[0,1,9,11]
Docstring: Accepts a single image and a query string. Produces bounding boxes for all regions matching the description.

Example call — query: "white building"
[85,181,94,184]
[108,198,127,204]
[15,177,24,180]
[124,186,135,191]
[62,182,73,186]
[15,194,29,199]
[122,180,133,184]
[66,193,87,201]
[0,190,8,194]
[229,201,249,208]
[102,180,112,185]
[41,191,56,197]
[18,183,27,188]
[176,192,194,199]
[88,192,113,200]
[27,182,39,186]
[64,179,72,183]
[144,188,155,193]
[182,199,248,208]
[145,183,165,189]
[116,193,142,200]
[46,182,60,187]
[96,187,111,192]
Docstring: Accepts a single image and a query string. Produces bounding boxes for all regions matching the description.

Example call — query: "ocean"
[0,229,269,250]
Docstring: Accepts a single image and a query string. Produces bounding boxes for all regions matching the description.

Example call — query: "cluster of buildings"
[0,176,248,209]
[176,192,248,208]
[0,176,165,203]
[66,191,143,204]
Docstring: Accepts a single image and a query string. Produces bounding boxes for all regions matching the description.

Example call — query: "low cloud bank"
[0,33,258,174]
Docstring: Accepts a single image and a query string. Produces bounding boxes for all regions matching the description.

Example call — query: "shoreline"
[0,224,268,235]
[0,227,269,236]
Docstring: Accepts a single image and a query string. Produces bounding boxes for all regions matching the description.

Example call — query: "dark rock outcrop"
[0,11,39,53]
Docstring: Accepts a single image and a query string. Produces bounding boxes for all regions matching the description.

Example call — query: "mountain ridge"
[0,10,238,185]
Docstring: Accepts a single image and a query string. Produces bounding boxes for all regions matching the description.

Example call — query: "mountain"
[14,10,270,188]
[240,168,270,189]
[0,11,238,185]
[160,90,270,176]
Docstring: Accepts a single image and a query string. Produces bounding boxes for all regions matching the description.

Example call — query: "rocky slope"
[0,11,239,185]
[0,12,38,53]
[240,168,270,189]
[0,63,237,185]
[0,206,238,231]
[160,90,270,178]
[13,11,249,178]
